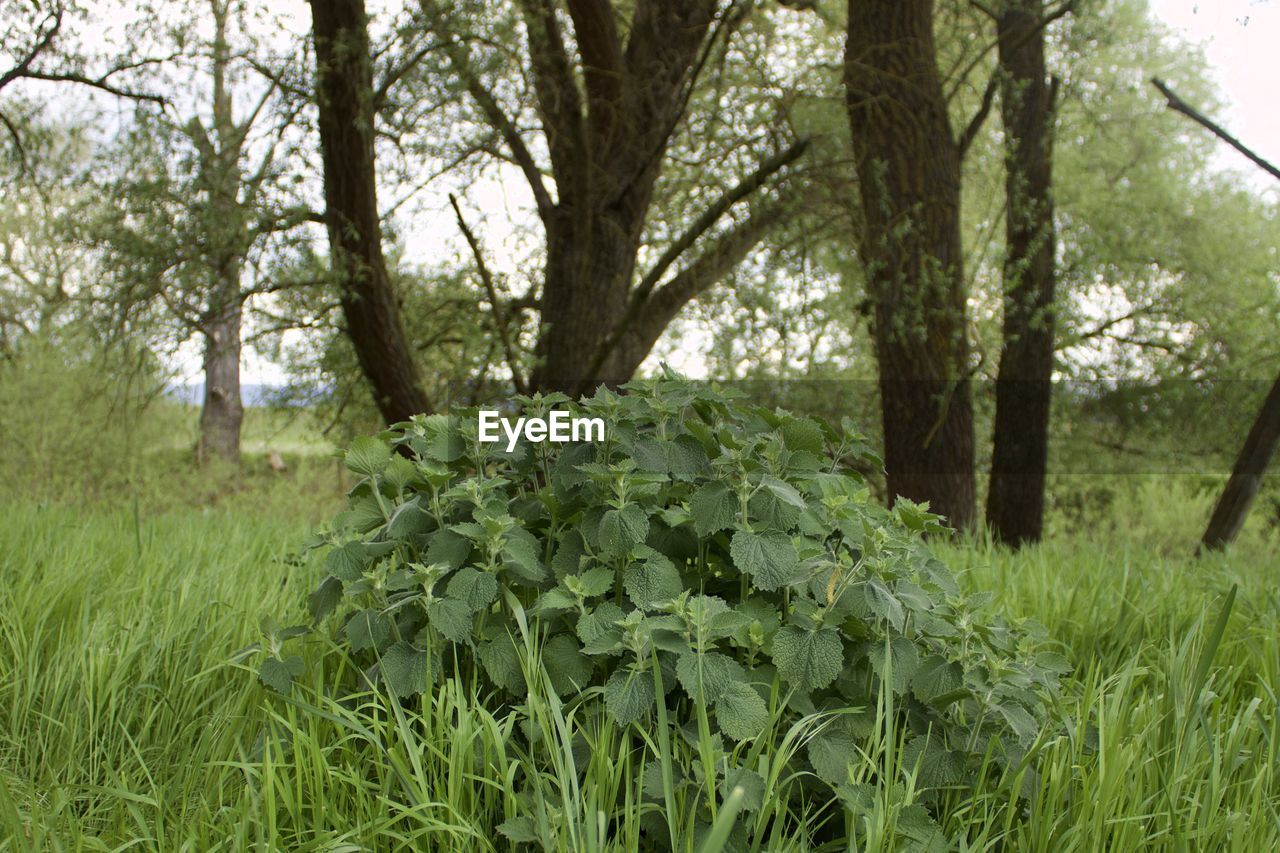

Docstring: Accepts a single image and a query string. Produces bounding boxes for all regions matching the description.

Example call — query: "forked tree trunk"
[986,0,1060,547]
[1200,375,1280,552]
[844,0,976,531]
[310,0,429,424]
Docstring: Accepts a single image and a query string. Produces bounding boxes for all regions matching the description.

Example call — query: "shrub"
[265,374,1067,838]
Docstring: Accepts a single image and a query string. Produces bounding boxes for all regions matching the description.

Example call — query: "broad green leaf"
[605,667,655,726]
[345,436,391,477]
[543,633,593,695]
[381,641,429,697]
[624,554,683,610]
[730,530,799,591]
[719,766,766,812]
[867,635,920,695]
[345,608,393,652]
[478,634,525,695]
[715,681,769,743]
[446,566,499,613]
[427,598,474,644]
[771,625,842,692]
[676,651,746,704]
[307,575,343,622]
[690,481,737,537]
[502,535,547,582]
[913,654,966,705]
[426,529,471,571]
[259,655,304,693]
[497,816,540,844]
[578,602,625,655]
[598,505,650,559]
[808,728,858,784]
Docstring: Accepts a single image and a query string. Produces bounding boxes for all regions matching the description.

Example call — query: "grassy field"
[1,490,1275,851]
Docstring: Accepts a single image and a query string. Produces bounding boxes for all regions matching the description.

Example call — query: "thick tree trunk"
[986,0,1059,546]
[310,0,429,424]
[844,0,976,531]
[197,293,244,464]
[1200,374,1280,552]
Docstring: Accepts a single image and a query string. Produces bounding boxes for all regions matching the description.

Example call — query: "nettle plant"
[263,375,1066,824]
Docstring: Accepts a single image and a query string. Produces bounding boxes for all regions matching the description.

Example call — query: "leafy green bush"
[267,375,1066,834]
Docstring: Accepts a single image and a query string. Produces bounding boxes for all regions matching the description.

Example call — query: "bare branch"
[958,71,998,156]
[635,138,809,298]
[449,193,528,395]
[1151,77,1280,183]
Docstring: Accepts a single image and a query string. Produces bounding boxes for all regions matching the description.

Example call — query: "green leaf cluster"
[265,373,1066,810]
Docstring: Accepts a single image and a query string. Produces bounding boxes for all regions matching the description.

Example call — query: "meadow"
[1,461,1275,851]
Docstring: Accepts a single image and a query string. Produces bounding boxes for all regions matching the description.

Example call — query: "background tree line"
[1,0,1277,549]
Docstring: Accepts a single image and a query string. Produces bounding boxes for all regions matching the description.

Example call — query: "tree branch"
[958,71,998,156]
[1151,77,1280,183]
[433,24,555,220]
[449,193,528,395]
[634,137,809,299]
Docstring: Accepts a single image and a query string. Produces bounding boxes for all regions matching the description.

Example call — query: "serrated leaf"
[865,576,905,632]
[382,455,418,491]
[720,766,765,812]
[577,602,625,655]
[345,608,392,652]
[426,529,471,570]
[902,736,967,789]
[715,681,769,742]
[259,655,304,693]
[598,505,650,559]
[325,541,370,582]
[867,635,921,695]
[624,554,682,610]
[427,597,474,643]
[307,575,343,622]
[345,436,391,477]
[543,633,592,695]
[676,652,745,704]
[780,416,825,455]
[381,641,429,697]
[446,566,498,613]
[772,625,842,692]
[478,634,525,695]
[497,816,539,844]
[912,654,966,705]
[760,475,806,509]
[690,481,737,537]
[573,566,615,599]
[605,667,655,726]
[502,534,547,582]
[808,728,858,784]
[730,530,799,591]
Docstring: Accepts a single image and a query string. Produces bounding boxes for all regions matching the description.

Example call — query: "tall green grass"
[0,501,1276,850]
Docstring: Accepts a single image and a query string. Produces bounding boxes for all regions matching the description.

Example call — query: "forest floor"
[0,488,1275,850]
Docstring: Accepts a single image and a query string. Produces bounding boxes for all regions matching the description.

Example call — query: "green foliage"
[271,374,1066,831]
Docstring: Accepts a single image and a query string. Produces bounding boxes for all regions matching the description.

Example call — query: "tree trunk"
[986,0,1059,547]
[844,0,976,531]
[197,296,244,464]
[1200,374,1280,551]
[196,0,245,465]
[310,0,429,424]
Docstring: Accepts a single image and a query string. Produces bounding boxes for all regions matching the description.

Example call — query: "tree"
[1149,78,1280,553]
[308,0,430,425]
[423,0,809,395]
[985,0,1068,546]
[94,0,311,464]
[844,0,976,530]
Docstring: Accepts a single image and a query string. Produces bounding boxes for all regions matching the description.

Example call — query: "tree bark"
[432,0,804,396]
[197,296,244,464]
[844,0,976,531]
[986,0,1059,546]
[195,0,245,464]
[1200,375,1280,552]
[310,0,429,424]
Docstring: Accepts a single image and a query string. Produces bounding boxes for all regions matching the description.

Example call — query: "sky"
[1148,0,1280,189]
[155,0,1280,387]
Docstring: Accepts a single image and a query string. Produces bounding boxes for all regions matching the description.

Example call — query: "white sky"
[162,0,1280,386]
